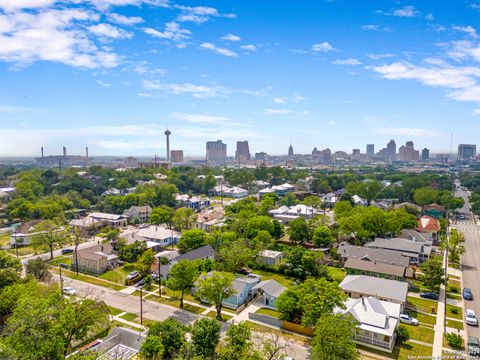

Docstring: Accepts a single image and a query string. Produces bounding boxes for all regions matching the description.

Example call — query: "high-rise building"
[421,148,430,161]
[366,144,375,157]
[164,130,171,161]
[386,139,396,162]
[170,150,184,163]
[458,144,476,159]
[206,140,227,162]
[235,141,251,163]
[255,152,267,161]
[398,141,419,161]
[288,144,294,156]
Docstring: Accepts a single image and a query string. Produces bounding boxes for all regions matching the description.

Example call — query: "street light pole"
[13,232,18,258]
[59,265,64,296]
[140,286,143,326]
[158,259,162,299]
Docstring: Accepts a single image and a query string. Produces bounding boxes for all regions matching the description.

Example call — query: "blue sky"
[1,0,480,157]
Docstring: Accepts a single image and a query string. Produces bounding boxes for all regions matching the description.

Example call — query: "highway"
[454,185,480,341]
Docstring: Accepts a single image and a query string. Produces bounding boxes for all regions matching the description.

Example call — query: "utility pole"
[140,286,143,325]
[59,265,64,295]
[158,259,162,298]
[13,232,18,258]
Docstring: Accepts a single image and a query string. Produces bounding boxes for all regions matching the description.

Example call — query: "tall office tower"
[421,148,430,161]
[288,144,294,156]
[206,140,227,162]
[458,144,477,159]
[398,141,420,161]
[63,146,67,157]
[164,129,171,161]
[235,141,251,163]
[86,146,89,158]
[366,144,375,157]
[386,139,396,162]
[170,150,184,163]
[255,152,267,161]
[41,147,44,158]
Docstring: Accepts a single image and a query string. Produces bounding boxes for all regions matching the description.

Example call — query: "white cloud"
[311,42,336,52]
[452,25,478,38]
[0,104,43,113]
[221,33,240,42]
[392,5,420,17]
[88,23,132,39]
[174,5,236,23]
[264,108,291,115]
[0,0,54,11]
[332,58,361,65]
[200,42,238,57]
[143,22,190,43]
[172,112,229,124]
[273,97,286,104]
[425,13,434,21]
[361,25,379,31]
[375,127,443,138]
[367,53,394,60]
[108,13,144,26]
[143,80,222,98]
[240,44,256,52]
[0,8,120,69]
[96,79,111,87]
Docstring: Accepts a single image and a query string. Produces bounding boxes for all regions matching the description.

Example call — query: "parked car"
[60,263,69,269]
[62,287,77,296]
[420,292,439,300]
[236,267,252,275]
[464,288,473,300]
[126,271,140,280]
[61,248,74,255]
[134,278,145,288]
[399,313,419,326]
[467,309,478,326]
[468,336,480,356]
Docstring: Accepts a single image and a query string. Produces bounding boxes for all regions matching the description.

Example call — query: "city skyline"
[2,1,480,156]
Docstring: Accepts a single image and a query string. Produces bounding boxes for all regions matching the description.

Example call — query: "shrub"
[445,333,464,349]
[450,307,459,315]
[396,325,410,344]
[449,286,459,293]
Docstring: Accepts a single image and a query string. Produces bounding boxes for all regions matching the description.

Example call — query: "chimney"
[63,146,67,157]
[86,146,89,158]
[41,147,44,158]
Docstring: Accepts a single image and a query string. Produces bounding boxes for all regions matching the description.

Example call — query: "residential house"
[256,250,284,266]
[344,258,412,281]
[136,226,180,247]
[225,186,248,198]
[339,297,401,352]
[252,180,270,191]
[69,217,102,234]
[399,229,433,243]
[195,208,225,232]
[417,216,440,236]
[339,275,408,310]
[271,183,295,196]
[124,205,152,223]
[394,202,421,213]
[75,243,118,274]
[175,194,190,203]
[338,243,410,268]
[10,221,40,246]
[258,187,276,199]
[186,196,211,211]
[88,212,128,227]
[321,192,338,207]
[269,204,317,224]
[424,203,446,219]
[365,237,431,263]
[87,327,146,359]
[251,279,286,309]
[352,195,368,207]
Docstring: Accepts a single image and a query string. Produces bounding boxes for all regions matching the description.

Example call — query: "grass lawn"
[326,266,346,282]
[99,268,125,284]
[407,296,438,313]
[0,233,11,246]
[447,281,461,291]
[205,310,233,321]
[145,294,205,314]
[161,287,203,305]
[120,313,139,323]
[403,324,434,344]
[108,306,123,316]
[358,341,432,360]
[244,321,311,346]
[446,319,464,330]
[406,311,436,326]
[110,320,143,331]
[6,245,36,256]
[446,292,462,300]
[410,279,430,293]
[446,304,463,320]
[251,269,295,288]
[50,267,125,291]
[50,256,72,267]
[255,307,281,318]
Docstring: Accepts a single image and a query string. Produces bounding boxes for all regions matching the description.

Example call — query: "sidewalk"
[432,251,447,357]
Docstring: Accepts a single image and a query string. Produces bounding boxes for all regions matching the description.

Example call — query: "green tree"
[191,318,221,358]
[245,216,274,239]
[167,260,199,309]
[135,249,155,276]
[396,325,410,345]
[25,257,52,282]
[442,228,466,264]
[201,175,217,194]
[420,256,444,291]
[218,239,253,272]
[32,219,67,260]
[414,187,439,209]
[445,332,463,348]
[104,228,121,249]
[312,226,334,247]
[70,226,87,275]
[150,206,174,227]
[311,314,359,360]
[287,217,311,243]
[346,180,382,205]
[279,193,299,207]
[172,207,196,231]
[145,319,186,358]
[139,335,164,360]
[195,271,235,320]
[177,229,208,253]
[0,252,22,289]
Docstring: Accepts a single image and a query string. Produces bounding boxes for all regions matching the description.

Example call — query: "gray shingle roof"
[176,244,214,262]
[251,279,286,298]
[339,275,408,303]
[365,238,423,255]
[339,244,410,267]
[344,258,407,278]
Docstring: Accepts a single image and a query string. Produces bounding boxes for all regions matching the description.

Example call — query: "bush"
[445,332,464,349]
[449,286,459,293]
[450,307,459,315]
[396,325,410,345]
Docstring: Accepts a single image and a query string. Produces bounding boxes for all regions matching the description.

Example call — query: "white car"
[62,287,77,296]
[399,313,419,326]
[466,309,478,326]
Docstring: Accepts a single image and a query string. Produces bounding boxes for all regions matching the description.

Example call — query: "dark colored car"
[464,288,474,300]
[134,278,145,288]
[237,268,252,275]
[60,263,69,269]
[420,292,439,300]
[61,248,74,255]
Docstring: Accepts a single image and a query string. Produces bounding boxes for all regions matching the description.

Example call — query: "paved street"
[454,186,480,340]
